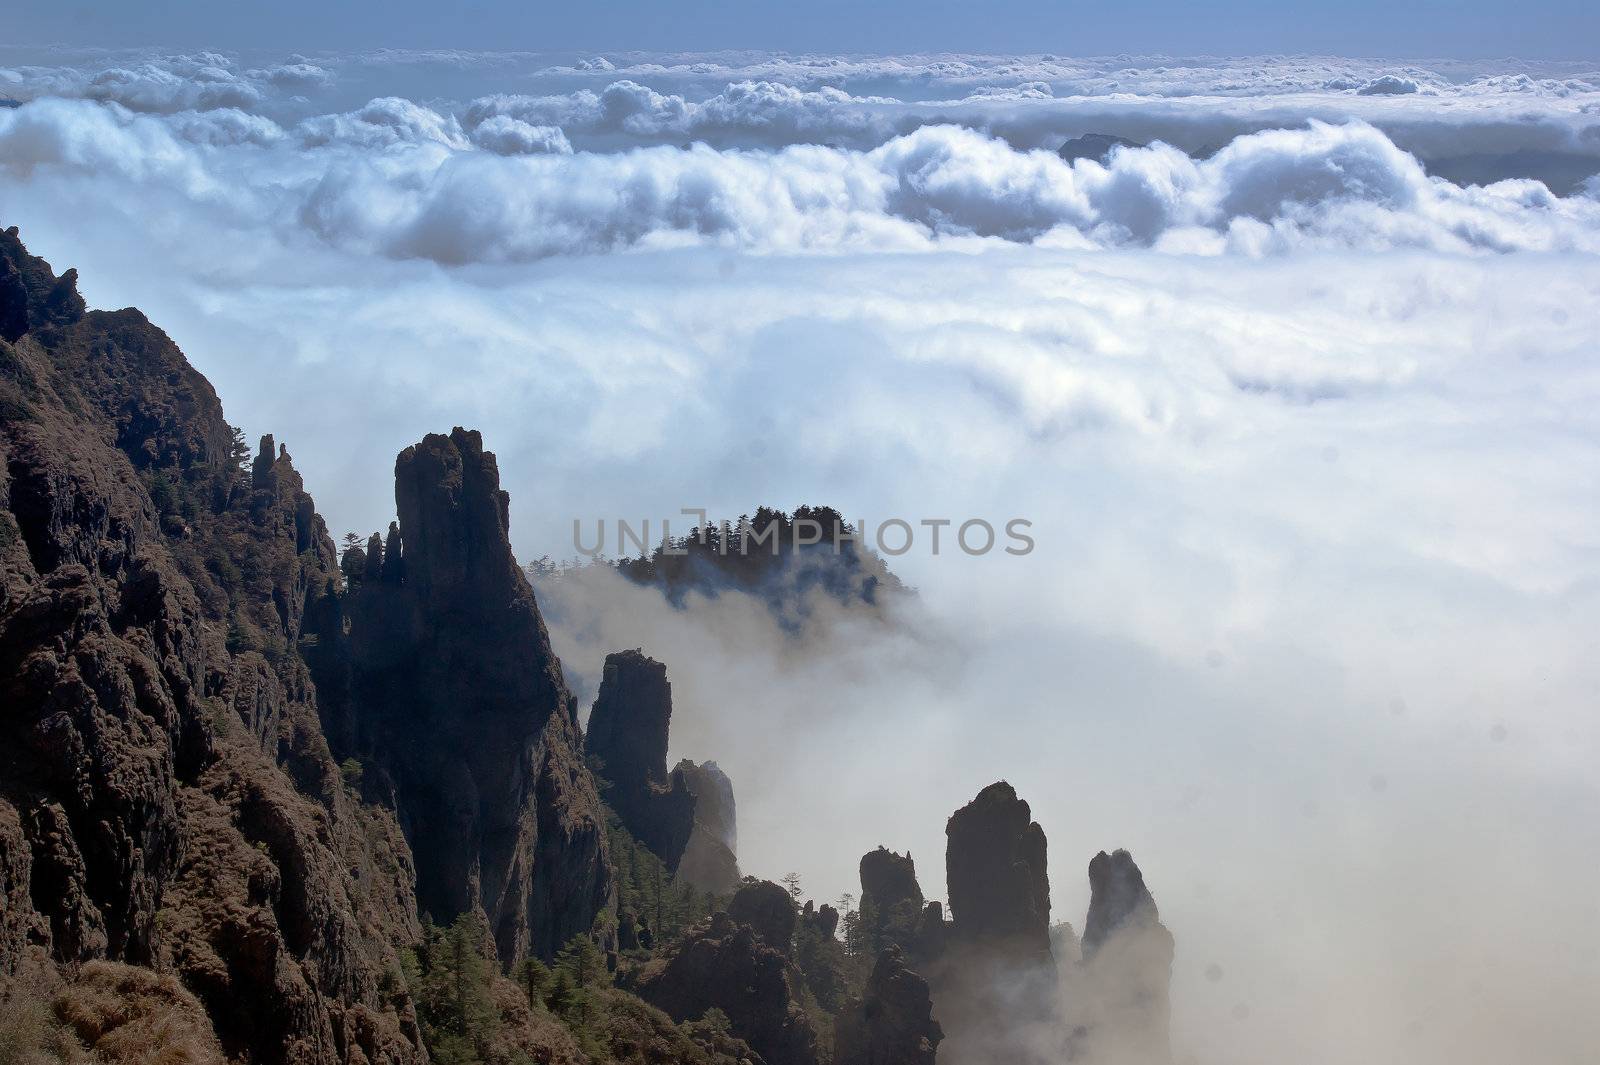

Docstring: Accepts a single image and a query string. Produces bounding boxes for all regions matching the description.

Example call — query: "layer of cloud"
[459,79,895,149]
[12,100,1592,262]
[0,51,336,115]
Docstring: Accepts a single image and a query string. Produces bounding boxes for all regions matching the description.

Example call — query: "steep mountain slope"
[0,227,615,1062]
[0,226,425,1063]
[318,427,615,964]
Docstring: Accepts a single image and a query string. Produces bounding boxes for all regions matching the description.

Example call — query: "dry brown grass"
[37,962,223,1065]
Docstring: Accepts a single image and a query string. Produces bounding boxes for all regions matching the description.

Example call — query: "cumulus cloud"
[460,79,894,147]
[7,95,1599,262]
[0,98,213,190]
[281,120,1600,260]
[297,96,468,149]
[248,57,334,93]
[4,52,268,113]
[1357,74,1422,96]
[5,49,1599,193]
[468,114,572,155]
[166,107,286,147]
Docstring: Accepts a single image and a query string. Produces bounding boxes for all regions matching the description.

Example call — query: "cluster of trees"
[613,506,900,610]
[607,814,719,951]
[404,911,759,1065]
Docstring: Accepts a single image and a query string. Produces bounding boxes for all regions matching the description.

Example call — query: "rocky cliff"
[833,948,942,1065]
[324,427,615,964]
[923,782,1059,1065]
[0,225,1183,1065]
[584,650,697,874]
[633,882,819,1065]
[0,226,424,1063]
[674,759,740,896]
[857,848,924,957]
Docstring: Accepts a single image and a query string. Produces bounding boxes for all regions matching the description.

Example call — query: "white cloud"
[248,58,334,92]
[468,114,572,155]
[8,98,1598,262]
[167,107,286,147]
[272,119,1600,259]
[297,96,468,149]
[1357,73,1422,96]
[0,98,213,190]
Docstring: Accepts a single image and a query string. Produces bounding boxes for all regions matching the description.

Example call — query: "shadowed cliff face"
[333,427,615,963]
[0,227,425,1064]
[585,649,697,872]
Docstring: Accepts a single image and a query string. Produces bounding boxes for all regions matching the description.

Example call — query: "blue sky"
[5,0,1597,59]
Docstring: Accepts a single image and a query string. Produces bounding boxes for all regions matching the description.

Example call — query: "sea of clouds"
[2,46,1597,1065]
[4,46,1600,263]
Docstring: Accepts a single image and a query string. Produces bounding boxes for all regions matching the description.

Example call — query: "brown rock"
[925,781,1059,1065]
[333,426,615,963]
[834,947,942,1065]
[585,649,697,871]
[634,911,819,1065]
[945,781,1051,953]
[727,879,797,954]
[858,848,924,955]
[1,227,422,1063]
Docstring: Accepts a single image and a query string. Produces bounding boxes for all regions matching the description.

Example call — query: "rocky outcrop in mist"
[1075,849,1175,1065]
[726,879,797,954]
[858,848,926,956]
[614,505,907,632]
[585,649,698,873]
[944,781,1052,958]
[634,883,820,1065]
[918,782,1059,1065]
[1057,133,1147,164]
[675,758,741,895]
[834,947,943,1065]
[847,785,1180,1065]
[0,226,1182,1065]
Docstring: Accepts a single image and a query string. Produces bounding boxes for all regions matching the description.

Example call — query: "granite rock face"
[585,649,697,872]
[330,426,615,963]
[675,758,741,896]
[634,910,819,1065]
[0,227,424,1063]
[834,947,942,1065]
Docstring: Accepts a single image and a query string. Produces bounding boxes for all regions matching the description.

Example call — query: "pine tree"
[555,934,606,991]
[516,957,551,1011]
[412,912,500,1064]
